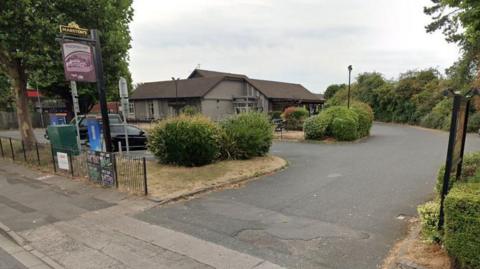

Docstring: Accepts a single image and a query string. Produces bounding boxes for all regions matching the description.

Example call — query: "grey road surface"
[136,123,480,269]
[0,129,48,143]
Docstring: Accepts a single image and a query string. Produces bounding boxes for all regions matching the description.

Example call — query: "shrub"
[417,200,441,242]
[436,152,480,196]
[329,107,359,141]
[282,106,309,130]
[181,105,199,116]
[221,112,273,159]
[420,99,452,130]
[148,115,221,166]
[467,112,480,133]
[444,182,480,269]
[351,102,374,137]
[303,112,333,140]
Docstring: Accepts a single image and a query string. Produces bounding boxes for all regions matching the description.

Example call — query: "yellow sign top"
[59,22,89,37]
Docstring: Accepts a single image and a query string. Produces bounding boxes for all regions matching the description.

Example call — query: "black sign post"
[438,89,478,229]
[58,23,112,152]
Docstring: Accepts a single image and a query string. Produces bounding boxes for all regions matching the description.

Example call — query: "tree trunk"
[10,62,37,147]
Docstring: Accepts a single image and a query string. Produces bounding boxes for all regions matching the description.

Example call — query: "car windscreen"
[108,116,122,124]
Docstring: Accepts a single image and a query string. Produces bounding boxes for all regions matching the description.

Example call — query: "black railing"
[0,136,148,195]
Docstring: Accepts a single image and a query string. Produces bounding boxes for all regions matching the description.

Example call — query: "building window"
[129,103,135,114]
[148,102,154,118]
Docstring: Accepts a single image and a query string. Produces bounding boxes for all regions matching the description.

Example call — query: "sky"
[129,0,460,93]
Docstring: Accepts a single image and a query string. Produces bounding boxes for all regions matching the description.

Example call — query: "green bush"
[444,182,480,269]
[181,105,199,116]
[420,99,452,130]
[467,112,480,133]
[282,107,309,130]
[436,152,480,196]
[417,200,441,242]
[303,105,371,141]
[148,115,221,166]
[329,107,359,141]
[303,112,333,140]
[221,112,273,159]
[351,102,374,137]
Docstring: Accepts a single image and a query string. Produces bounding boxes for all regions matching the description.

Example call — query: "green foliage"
[330,107,359,141]
[467,112,480,132]
[304,105,372,141]
[435,152,480,196]
[351,102,374,137]
[0,74,14,111]
[303,112,333,140]
[181,105,199,116]
[444,182,480,269]
[282,106,309,130]
[0,0,134,113]
[220,112,273,160]
[324,84,346,100]
[421,99,452,130]
[148,115,221,166]
[417,200,442,242]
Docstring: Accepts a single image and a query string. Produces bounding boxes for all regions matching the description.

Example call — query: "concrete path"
[134,123,480,269]
[0,160,283,269]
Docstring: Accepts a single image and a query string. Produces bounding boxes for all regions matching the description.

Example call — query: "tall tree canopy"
[425,0,480,86]
[0,0,133,144]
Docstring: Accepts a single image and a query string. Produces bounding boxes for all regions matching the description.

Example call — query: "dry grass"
[273,130,305,141]
[146,155,286,199]
[382,218,452,269]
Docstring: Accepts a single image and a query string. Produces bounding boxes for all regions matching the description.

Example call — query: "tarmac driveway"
[137,123,480,268]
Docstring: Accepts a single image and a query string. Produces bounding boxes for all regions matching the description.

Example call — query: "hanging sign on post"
[61,42,96,82]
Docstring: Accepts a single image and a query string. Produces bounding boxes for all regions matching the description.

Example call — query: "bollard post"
[9,138,14,160]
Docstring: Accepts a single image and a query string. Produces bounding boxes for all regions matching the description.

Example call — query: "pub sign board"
[61,42,96,82]
[59,22,89,37]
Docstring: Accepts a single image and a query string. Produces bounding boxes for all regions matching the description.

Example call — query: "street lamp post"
[347,65,353,109]
[171,77,179,115]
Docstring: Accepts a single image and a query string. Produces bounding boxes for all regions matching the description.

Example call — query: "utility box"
[47,125,80,155]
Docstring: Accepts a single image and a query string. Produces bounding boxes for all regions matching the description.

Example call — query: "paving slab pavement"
[0,160,285,269]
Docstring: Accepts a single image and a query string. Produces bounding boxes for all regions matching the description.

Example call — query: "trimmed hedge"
[435,152,480,196]
[148,115,221,166]
[444,182,480,269]
[303,103,373,141]
[221,112,273,159]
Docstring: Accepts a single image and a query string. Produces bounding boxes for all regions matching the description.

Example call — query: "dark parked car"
[109,124,148,152]
[71,114,123,140]
[45,114,123,141]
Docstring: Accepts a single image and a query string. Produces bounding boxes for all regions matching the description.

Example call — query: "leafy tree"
[425,0,480,86]
[0,74,14,111]
[0,1,133,144]
[324,84,346,99]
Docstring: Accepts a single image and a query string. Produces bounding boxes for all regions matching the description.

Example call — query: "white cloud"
[129,0,459,92]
